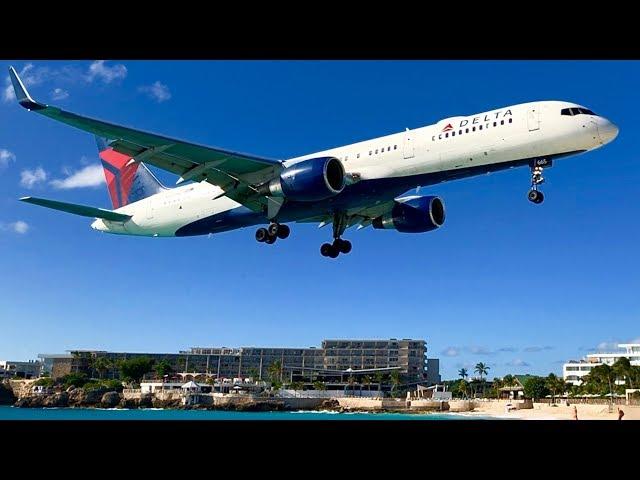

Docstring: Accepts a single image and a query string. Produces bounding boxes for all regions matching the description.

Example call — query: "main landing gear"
[527,164,545,204]
[320,212,352,259]
[255,223,290,244]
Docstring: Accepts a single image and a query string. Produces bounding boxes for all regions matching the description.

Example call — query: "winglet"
[8,66,46,111]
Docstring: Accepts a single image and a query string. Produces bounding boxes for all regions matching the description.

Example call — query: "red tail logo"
[442,123,453,132]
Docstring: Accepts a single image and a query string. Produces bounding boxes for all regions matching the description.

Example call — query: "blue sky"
[1,60,638,380]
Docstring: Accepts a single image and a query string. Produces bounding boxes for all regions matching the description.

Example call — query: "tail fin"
[96,136,166,209]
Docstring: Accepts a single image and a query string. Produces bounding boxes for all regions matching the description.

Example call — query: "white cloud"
[20,167,48,188]
[4,62,127,105]
[50,164,104,189]
[441,347,460,357]
[51,88,69,100]
[596,341,620,352]
[86,60,127,84]
[139,81,171,103]
[523,345,554,353]
[0,221,29,234]
[467,345,494,355]
[0,148,16,168]
[506,359,530,367]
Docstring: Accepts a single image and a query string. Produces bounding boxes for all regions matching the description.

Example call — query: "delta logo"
[442,123,453,132]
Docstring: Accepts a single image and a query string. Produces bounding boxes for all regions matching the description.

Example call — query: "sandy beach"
[468,400,640,420]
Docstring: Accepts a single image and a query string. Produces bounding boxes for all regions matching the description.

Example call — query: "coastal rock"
[101,392,121,408]
[320,399,340,410]
[152,397,181,409]
[0,383,17,405]
[67,388,112,407]
[42,392,69,408]
[119,395,153,409]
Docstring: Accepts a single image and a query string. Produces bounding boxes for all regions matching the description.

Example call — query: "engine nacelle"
[372,195,445,233]
[261,157,346,202]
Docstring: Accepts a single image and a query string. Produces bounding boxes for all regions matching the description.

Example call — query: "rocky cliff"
[0,382,17,405]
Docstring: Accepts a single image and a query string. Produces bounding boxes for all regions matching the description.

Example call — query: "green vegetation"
[83,379,123,392]
[267,361,283,390]
[474,362,489,380]
[60,373,89,389]
[523,376,549,400]
[456,379,468,399]
[390,370,401,392]
[33,377,55,387]
[313,380,326,391]
[154,360,173,378]
[458,368,468,380]
[544,373,569,403]
[92,357,113,379]
[578,358,640,397]
[117,357,155,384]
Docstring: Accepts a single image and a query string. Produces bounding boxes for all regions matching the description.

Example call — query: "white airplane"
[9,66,618,258]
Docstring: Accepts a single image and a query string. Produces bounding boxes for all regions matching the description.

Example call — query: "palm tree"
[313,380,326,391]
[474,363,489,397]
[590,364,616,407]
[267,361,284,389]
[457,379,468,399]
[613,357,633,389]
[347,375,356,396]
[545,373,562,403]
[374,372,384,394]
[474,363,489,381]
[492,377,503,399]
[390,370,401,395]
[458,368,468,381]
[502,374,515,387]
[362,375,372,393]
[93,357,112,379]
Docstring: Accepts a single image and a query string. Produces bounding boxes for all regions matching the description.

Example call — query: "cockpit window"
[561,107,598,116]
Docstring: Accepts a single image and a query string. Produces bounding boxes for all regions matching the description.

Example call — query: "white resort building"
[563,343,640,386]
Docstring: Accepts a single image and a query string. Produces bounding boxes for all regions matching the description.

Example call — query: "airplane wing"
[9,66,282,214]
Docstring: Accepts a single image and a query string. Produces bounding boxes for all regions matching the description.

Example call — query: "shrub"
[61,373,88,389]
[34,377,55,387]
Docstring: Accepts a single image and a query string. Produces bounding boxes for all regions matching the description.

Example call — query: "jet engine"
[259,157,346,202]
[372,195,445,233]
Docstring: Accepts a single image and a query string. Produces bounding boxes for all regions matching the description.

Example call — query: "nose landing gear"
[255,223,290,244]
[527,163,546,204]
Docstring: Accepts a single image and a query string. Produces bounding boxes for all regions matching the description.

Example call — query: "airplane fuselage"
[91,100,618,237]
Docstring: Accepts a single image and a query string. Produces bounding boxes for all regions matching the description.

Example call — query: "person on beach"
[618,408,625,420]
[573,405,578,420]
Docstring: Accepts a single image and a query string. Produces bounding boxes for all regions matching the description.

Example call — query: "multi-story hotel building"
[563,343,640,385]
[41,338,439,387]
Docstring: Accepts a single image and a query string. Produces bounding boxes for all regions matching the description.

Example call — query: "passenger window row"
[432,118,513,141]
[338,144,399,162]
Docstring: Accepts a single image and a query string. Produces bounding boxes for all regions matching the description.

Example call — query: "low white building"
[563,343,640,386]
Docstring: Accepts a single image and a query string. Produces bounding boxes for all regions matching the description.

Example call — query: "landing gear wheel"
[334,239,352,254]
[276,224,290,239]
[528,189,544,204]
[265,234,277,244]
[320,243,337,257]
[267,223,279,237]
[255,228,269,242]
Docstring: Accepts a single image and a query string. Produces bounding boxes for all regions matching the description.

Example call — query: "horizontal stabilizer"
[20,197,132,222]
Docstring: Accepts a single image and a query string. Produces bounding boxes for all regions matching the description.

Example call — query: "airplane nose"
[599,119,619,144]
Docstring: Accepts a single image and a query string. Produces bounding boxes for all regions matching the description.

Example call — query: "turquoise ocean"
[0,405,487,420]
